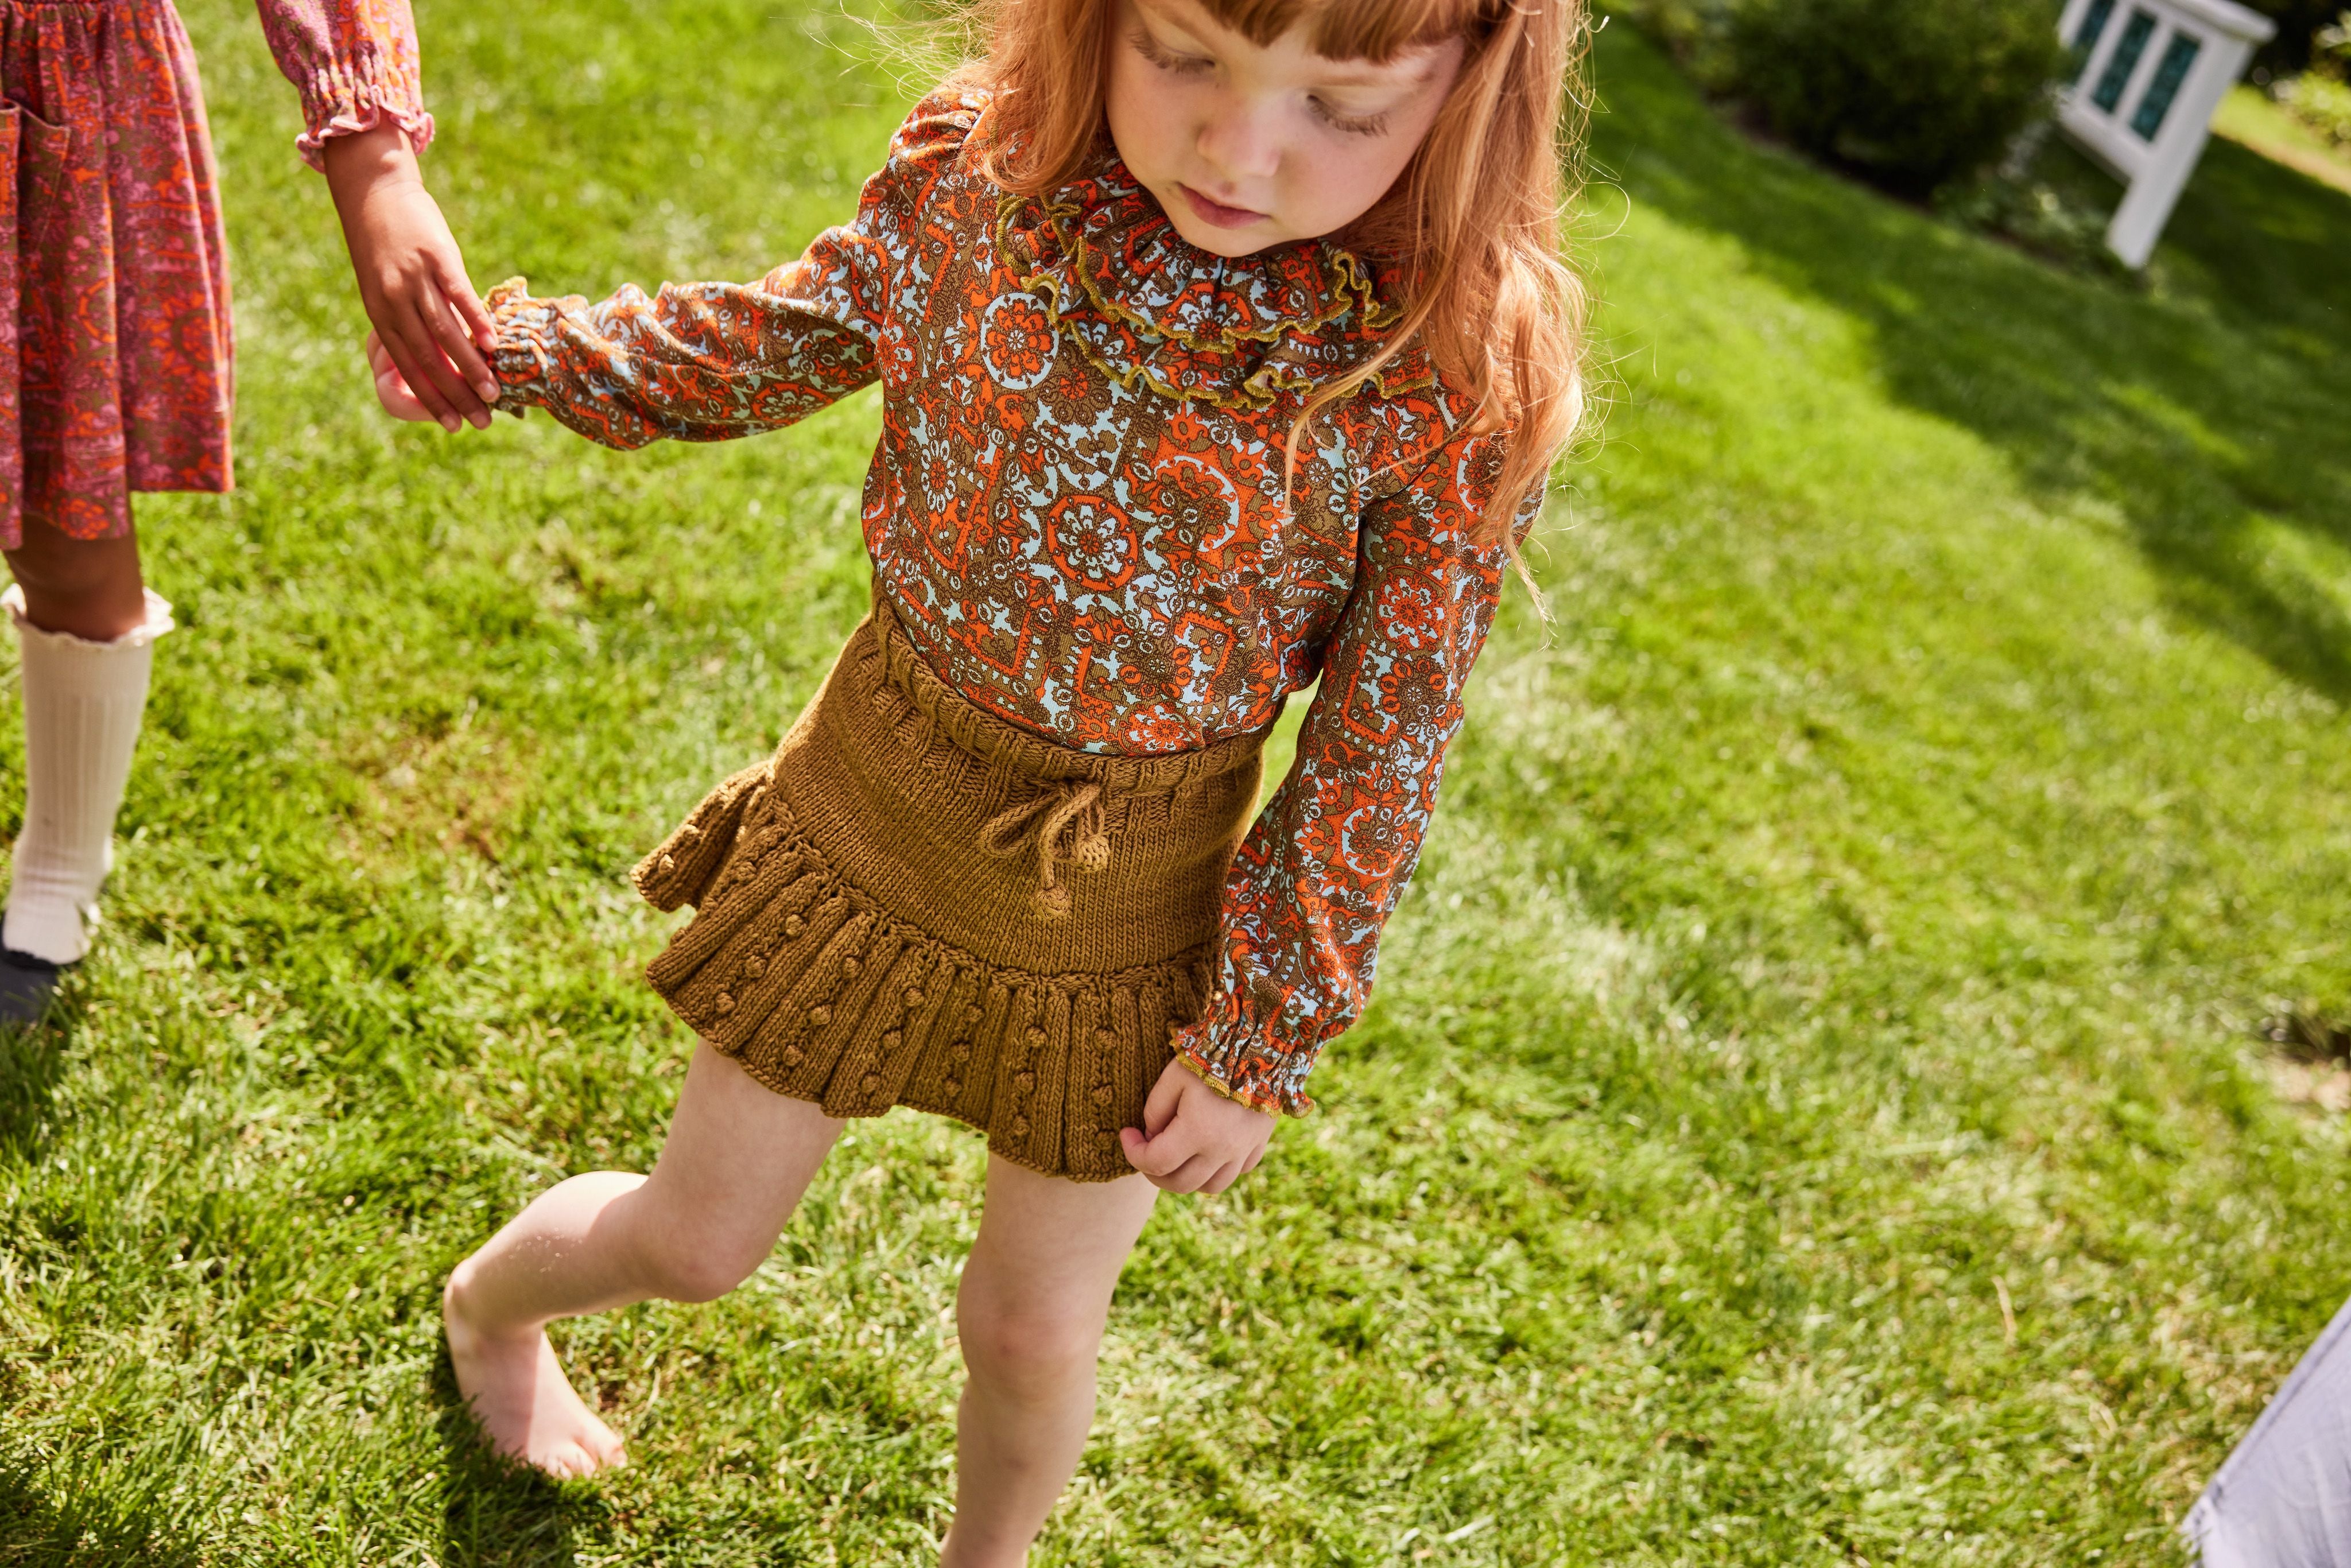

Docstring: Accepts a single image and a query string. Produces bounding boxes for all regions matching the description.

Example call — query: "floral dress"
[490,91,1534,1116]
[0,0,431,548]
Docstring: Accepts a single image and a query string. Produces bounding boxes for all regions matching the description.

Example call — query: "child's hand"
[323,123,498,432]
[366,330,444,424]
[1120,1059,1275,1194]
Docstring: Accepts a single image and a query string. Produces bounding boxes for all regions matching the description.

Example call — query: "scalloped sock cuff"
[3,585,173,965]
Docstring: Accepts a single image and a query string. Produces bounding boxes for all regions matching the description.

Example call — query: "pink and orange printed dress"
[490,92,1537,1117]
[0,0,431,548]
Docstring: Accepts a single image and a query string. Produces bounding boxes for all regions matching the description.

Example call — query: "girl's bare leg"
[3,521,147,641]
[941,1158,1158,1568]
[443,1042,843,1476]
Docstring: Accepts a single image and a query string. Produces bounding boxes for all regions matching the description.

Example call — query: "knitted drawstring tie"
[978,779,1111,919]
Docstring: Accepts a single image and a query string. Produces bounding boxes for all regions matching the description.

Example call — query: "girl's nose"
[1193,98,1281,185]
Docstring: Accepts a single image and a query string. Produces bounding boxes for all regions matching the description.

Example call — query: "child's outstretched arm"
[258,0,496,431]
[325,126,496,433]
[363,92,990,445]
[486,267,884,448]
[366,261,888,440]
[364,96,960,444]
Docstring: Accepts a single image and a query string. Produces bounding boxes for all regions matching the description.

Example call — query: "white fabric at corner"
[3,583,173,964]
[2186,1291,2351,1567]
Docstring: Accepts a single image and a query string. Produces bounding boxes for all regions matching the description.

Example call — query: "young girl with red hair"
[390,0,1588,1551]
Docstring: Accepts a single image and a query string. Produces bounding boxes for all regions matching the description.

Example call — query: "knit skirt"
[633,588,1268,1182]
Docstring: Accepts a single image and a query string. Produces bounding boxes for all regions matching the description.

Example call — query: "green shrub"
[2245,0,2344,74]
[1606,0,1740,86]
[1727,0,2069,194]
[2278,69,2351,145]
[1604,0,1738,84]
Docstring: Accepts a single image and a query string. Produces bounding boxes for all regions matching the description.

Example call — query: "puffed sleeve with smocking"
[482,95,979,449]
[1171,429,1539,1116]
[257,0,435,169]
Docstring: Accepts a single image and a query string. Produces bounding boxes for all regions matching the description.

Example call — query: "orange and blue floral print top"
[487,91,1533,1116]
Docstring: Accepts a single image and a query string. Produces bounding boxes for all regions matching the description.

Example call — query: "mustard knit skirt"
[633,588,1268,1181]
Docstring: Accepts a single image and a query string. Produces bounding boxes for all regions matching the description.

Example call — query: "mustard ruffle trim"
[995,190,1434,413]
[1174,1047,1309,1119]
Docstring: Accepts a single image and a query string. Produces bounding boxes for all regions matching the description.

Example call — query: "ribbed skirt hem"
[647,808,1209,1182]
[633,592,1263,1182]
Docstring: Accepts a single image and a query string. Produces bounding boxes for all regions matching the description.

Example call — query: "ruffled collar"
[994,148,1430,410]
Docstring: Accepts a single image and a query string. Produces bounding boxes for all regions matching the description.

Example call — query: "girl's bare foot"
[443,1273,628,1478]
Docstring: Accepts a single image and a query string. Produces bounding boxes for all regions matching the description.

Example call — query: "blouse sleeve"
[256,0,435,170]
[483,95,976,450]
[1171,430,1539,1116]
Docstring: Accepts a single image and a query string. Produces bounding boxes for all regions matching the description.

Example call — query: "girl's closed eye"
[1128,16,1395,137]
[1130,26,1212,75]
[1308,97,1390,137]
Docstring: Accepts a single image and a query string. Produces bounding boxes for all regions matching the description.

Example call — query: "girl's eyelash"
[1130,28,1212,74]
[1310,98,1390,137]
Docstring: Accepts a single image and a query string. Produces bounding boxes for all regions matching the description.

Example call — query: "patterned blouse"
[488,91,1530,1116]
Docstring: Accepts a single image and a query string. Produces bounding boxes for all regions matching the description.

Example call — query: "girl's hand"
[323,123,498,433]
[366,330,438,422]
[1120,1059,1275,1194]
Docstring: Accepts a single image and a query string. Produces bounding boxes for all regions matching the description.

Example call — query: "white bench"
[2054,0,2276,266]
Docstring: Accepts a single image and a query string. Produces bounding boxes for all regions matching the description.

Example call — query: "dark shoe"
[0,949,62,1026]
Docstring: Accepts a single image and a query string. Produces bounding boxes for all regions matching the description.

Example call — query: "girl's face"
[1103,0,1465,258]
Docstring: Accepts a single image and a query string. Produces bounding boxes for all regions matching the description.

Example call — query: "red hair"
[952,0,1591,563]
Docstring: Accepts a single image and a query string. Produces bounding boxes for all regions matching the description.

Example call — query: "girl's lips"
[1178,184,1268,230]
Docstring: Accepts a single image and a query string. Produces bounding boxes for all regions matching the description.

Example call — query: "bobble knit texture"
[638,593,1264,1182]
[492,90,1534,1116]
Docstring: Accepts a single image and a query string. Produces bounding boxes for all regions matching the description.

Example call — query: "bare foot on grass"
[443,1274,627,1478]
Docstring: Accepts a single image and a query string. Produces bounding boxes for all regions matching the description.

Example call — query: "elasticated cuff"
[483,277,575,417]
[1170,1002,1317,1118]
[291,64,435,171]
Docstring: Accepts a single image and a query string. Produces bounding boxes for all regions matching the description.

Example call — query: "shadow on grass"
[1591,29,2351,702]
[0,1454,212,1565]
[0,1016,72,1164]
[433,1346,616,1567]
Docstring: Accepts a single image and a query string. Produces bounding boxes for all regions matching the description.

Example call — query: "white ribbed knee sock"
[3,584,173,965]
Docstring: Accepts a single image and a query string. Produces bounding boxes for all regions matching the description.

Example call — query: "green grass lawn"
[2,3,2348,1561]
[2214,82,2351,196]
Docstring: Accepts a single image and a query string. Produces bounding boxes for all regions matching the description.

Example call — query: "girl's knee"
[616,1187,780,1303]
[631,1220,774,1303]
[6,528,146,639]
[958,1303,1103,1388]
[647,1247,763,1303]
